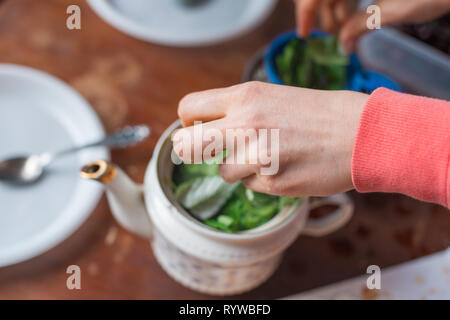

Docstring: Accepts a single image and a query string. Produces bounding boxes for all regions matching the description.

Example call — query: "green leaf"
[175,176,239,220]
[307,37,349,66]
[276,36,348,90]
[205,220,233,233]
[217,215,234,227]
[276,39,303,85]
[278,197,296,210]
[245,189,255,201]
[172,162,219,185]
[172,160,302,233]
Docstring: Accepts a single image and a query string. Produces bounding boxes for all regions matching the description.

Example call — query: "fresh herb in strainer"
[172,161,299,233]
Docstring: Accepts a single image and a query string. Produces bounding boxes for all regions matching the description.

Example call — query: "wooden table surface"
[0,0,449,300]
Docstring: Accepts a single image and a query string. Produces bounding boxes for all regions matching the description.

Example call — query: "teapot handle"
[302,193,354,237]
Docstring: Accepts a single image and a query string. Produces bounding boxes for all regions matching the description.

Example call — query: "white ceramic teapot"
[80,121,354,296]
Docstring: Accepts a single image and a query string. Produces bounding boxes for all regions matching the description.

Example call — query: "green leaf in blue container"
[276,35,349,90]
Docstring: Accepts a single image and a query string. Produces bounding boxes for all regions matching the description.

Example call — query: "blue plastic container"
[264,31,402,93]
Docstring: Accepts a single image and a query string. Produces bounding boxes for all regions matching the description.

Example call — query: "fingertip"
[172,135,184,157]
[346,41,356,54]
[339,24,356,53]
[340,37,355,54]
[177,95,191,123]
[180,119,190,128]
[218,165,235,184]
[340,10,370,53]
[241,174,264,194]
[295,0,309,39]
[300,26,311,39]
[298,24,312,39]
[296,26,302,38]
[339,28,356,53]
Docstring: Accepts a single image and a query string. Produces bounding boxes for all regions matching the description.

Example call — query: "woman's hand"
[175,82,368,198]
[295,0,450,52]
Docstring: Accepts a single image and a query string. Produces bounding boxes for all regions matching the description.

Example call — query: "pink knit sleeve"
[352,88,450,208]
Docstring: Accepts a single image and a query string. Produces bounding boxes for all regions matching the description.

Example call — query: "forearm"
[352,88,450,208]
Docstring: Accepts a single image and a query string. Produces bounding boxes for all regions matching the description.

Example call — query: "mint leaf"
[276,35,348,90]
[175,176,239,220]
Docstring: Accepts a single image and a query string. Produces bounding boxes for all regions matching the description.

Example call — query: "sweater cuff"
[352,88,450,208]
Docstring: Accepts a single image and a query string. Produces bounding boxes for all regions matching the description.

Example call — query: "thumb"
[339,8,371,53]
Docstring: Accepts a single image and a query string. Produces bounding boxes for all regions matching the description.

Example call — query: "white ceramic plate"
[0,64,108,267]
[87,0,277,46]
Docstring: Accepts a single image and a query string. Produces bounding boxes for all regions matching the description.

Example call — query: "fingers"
[296,0,320,38]
[242,175,267,194]
[294,0,368,53]
[295,0,303,36]
[172,120,228,163]
[242,174,280,195]
[339,8,370,53]
[319,0,337,33]
[339,0,424,53]
[219,163,255,184]
[178,87,232,127]
[334,0,350,25]
[176,82,269,164]
[297,0,355,38]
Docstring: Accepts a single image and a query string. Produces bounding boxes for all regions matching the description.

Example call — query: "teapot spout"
[80,160,152,239]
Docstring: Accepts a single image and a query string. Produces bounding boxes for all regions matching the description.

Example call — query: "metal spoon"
[0,125,150,185]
